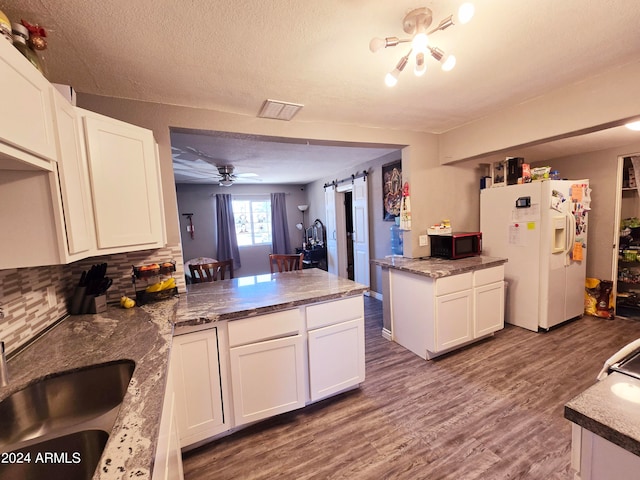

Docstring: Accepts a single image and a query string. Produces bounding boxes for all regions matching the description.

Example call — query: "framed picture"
[382,160,402,221]
[492,161,506,187]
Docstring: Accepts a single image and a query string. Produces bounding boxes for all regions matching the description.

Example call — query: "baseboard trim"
[381,328,392,341]
[369,290,383,301]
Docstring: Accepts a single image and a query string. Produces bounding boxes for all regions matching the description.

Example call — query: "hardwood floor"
[183,297,640,479]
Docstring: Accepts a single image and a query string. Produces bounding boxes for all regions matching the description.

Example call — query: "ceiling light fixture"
[370,3,475,87]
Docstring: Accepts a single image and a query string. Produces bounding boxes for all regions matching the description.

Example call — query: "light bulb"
[626,121,640,131]
[414,52,426,76]
[412,32,428,54]
[385,71,399,87]
[369,37,386,53]
[441,54,456,71]
[458,2,475,24]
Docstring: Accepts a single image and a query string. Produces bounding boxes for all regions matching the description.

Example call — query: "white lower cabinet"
[171,328,227,448]
[307,297,365,402]
[153,357,184,480]
[228,309,305,427]
[434,289,473,351]
[474,281,505,337]
[390,265,505,359]
[229,334,305,426]
[169,295,366,447]
[570,424,640,480]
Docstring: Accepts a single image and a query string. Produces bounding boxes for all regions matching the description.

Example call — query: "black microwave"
[429,232,482,260]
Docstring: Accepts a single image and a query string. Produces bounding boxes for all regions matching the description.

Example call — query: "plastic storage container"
[391,220,403,255]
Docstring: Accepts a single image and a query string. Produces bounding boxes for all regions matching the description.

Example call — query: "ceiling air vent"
[258,99,303,121]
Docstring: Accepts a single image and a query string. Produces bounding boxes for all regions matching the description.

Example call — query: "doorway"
[344,191,354,280]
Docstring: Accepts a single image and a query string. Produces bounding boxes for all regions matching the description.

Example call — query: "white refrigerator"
[480,180,591,331]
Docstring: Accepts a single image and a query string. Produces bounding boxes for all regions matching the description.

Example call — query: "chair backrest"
[189,260,234,283]
[269,253,304,273]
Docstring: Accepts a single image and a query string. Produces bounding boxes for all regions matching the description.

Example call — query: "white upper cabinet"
[51,89,95,258]
[0,39,57,170]
[81,109,164,251]
[0,40,166,268]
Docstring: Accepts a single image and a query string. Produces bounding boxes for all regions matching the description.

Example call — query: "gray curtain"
[270,192,291,254]
[216,194,241,268]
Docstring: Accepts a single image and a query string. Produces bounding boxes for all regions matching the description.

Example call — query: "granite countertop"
[0,269,367,479]
[174,268,369,331]
[565,372,640,456]
[0,299,178,479]
[370,255,508,278]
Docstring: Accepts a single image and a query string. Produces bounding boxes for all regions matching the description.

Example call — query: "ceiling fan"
[214,164,260,186]
[171,146,260,186]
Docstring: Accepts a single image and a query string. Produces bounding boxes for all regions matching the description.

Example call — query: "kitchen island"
[565,372,640,479]
[0,269,366,479]
[371,255,508,359]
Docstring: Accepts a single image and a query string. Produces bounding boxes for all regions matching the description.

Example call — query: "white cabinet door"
[308,318,365,401]
[435,289,473,352]
[153,358,184,480]
[51,89,94,257]
[0,40,57,170]
[171,329,226,448]
[474,281,504,337]
[82,110,163,250]
[230,334,305,427]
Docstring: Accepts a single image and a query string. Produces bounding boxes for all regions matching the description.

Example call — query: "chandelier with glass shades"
[369,3,475,87]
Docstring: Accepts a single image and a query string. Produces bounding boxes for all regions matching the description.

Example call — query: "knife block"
[89,294,107,314]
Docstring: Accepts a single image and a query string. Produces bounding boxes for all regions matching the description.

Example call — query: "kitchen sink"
[0,429,109,480]
[0,359,135,449]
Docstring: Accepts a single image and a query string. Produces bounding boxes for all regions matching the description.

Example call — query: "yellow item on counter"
[120,296,136,309]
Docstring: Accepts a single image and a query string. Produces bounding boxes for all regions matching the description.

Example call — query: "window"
[232,198,272,246]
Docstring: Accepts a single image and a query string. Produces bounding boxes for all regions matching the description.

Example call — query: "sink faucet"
[0,341,8,387]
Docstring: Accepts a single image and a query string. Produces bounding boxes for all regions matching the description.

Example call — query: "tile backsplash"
[0,244,185,355]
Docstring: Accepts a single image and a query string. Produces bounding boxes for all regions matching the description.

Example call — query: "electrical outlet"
[46,286,57,308]
[419,235,429,247]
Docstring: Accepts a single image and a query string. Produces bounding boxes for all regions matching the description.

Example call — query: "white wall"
[176,183,307,277]
[439,61,640,164]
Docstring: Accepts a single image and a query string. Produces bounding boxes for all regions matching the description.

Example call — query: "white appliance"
[480,179,591,331]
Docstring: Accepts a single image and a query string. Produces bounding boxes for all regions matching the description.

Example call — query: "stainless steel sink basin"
[0,360,135,449]
[0,429,109,480]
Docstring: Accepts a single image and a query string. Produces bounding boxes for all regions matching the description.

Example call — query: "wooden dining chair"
[189,259,234,283]
[269,253,304,273]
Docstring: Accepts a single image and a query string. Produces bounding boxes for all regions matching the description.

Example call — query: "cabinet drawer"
[474,265,505,286]
[228,309,301,347]
[435,272,472,296]
[306,296,363,330]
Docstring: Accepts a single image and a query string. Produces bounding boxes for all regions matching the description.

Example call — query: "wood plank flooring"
[183,297,640,479]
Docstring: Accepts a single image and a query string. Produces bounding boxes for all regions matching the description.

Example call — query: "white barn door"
[352,177,370,287]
